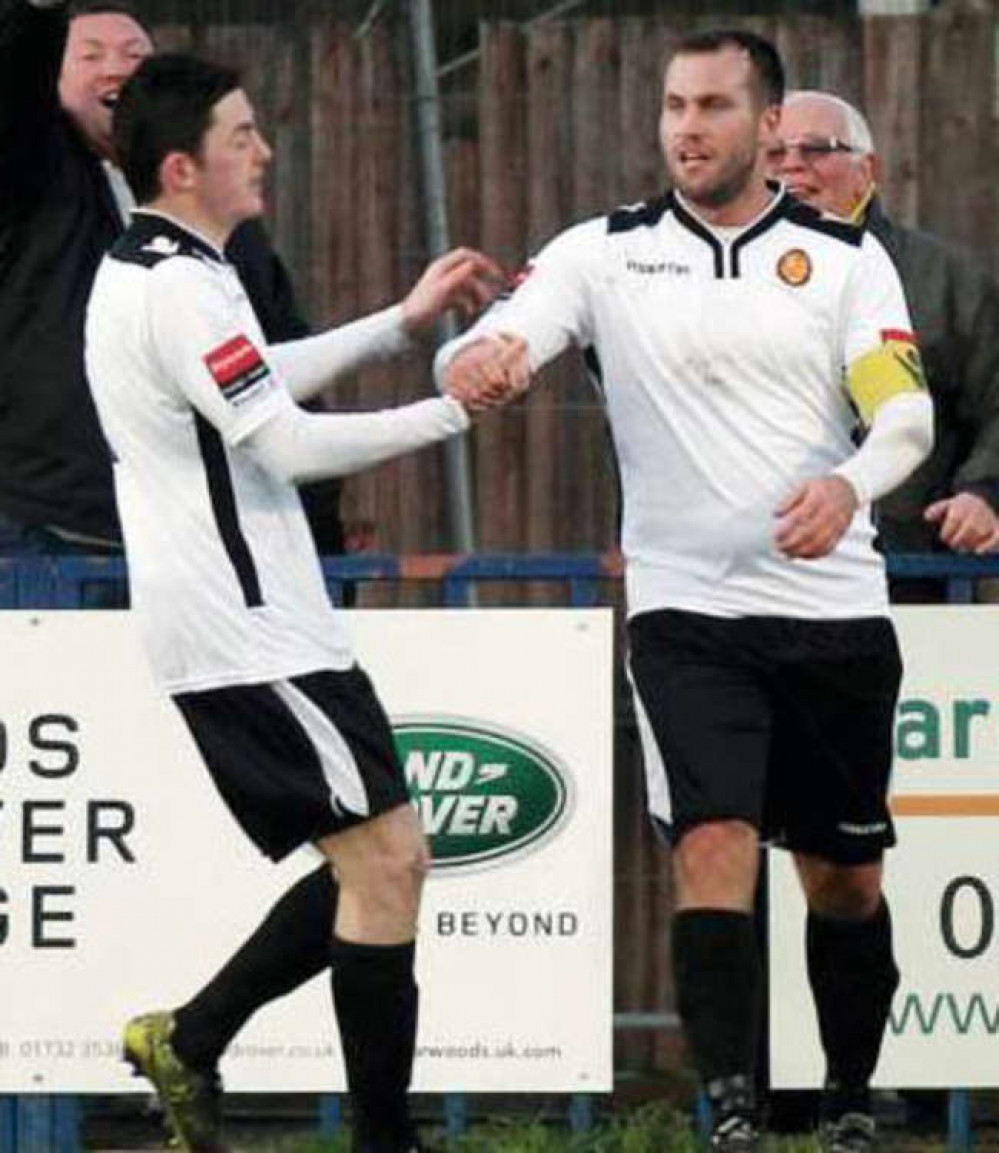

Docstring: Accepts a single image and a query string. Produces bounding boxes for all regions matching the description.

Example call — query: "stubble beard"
[669,146,758,212]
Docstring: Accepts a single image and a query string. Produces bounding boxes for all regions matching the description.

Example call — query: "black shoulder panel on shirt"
[582,345,603,387]
[607,193,672,234]
[781,196,863,247]
[108,234,174,269]
[108,212,223,269]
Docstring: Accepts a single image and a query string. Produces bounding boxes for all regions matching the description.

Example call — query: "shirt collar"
[130,209,227,263]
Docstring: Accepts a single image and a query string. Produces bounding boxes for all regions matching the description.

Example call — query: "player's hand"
[443,334,530,414]
[924,492,999,554]
[775,475,858,559]
[401,247,506,335]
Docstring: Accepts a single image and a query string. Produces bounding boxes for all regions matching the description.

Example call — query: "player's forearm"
[433,329,480,388]
[243,394,469,484]
[434,296,574,389]
[267,304,414,404]
[833,392,934,506]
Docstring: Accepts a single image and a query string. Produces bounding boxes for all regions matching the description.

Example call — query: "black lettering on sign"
[940,875,994,960]
[22,800,65,863]
[33,885,75,948]
[88,801,136,863]
[29,715,80,778]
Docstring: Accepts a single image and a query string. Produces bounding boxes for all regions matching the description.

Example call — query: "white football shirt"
[85,211,462,692]
[439,187,919,620]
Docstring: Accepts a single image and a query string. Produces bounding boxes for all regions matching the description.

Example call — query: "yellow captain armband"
[847,330,927,427]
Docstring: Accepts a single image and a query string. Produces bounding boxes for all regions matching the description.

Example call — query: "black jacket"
[864,195,999,552]
[0,0,312,541]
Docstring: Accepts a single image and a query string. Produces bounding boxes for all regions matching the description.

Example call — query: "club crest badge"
[777,248,812,287]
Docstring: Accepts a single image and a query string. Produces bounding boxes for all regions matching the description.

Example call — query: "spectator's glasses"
[766,136,857,164]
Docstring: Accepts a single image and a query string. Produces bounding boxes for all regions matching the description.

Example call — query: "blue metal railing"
[0,550,996,1151]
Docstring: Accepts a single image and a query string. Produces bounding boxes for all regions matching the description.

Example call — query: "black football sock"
[330,936,419,1152]
[171,864,337,1070]
[672,909,762,1097]
[807,897,900,1110]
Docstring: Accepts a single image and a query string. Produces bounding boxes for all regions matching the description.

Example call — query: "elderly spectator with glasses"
[770,91,999,596]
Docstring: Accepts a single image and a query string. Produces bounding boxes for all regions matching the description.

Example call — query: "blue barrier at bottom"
[317,1093,342,1135]
[1,551,996,1149]
[443,1092,469,1137]
[0,1097,80,1153]
[0,1101,13,1153]
[948,1090,971,1152]
[568,1093,595,1132]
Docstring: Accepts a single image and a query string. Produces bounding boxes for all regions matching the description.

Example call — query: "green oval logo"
[394,717,573,872]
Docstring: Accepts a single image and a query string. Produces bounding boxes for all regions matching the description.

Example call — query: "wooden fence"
[150,7,999,562]
[147,8,998,1073]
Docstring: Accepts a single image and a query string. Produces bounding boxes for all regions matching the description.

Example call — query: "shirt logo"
[625,259,690,276]
[776,248,812,286]
[204,335,271,405]
[837,820,888,836]
[142,235,180,256]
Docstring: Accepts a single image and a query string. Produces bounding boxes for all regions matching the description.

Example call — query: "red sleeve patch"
[881,329,918,346]
[497,261,535,302]
[204,335,270,403]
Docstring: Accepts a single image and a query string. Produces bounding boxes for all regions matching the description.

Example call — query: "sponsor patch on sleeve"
[497,261,535,301]
[204,335,272,405]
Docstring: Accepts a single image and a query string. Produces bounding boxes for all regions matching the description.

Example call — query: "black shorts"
[627,609,902,865]
[173,666,409,862]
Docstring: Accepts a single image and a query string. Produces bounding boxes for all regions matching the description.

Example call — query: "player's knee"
[678,819,757,871]
[674,819,758,907]
[805,866,882,921]
[387,833,431,892]
[364,833,429,913]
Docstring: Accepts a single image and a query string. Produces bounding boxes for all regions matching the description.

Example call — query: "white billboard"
[771,607,999,1088]
[0,609,613,1093]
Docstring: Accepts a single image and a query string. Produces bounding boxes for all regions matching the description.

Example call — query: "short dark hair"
[68,1,153,39]
[669,28,785,109]
[113,53,240,204]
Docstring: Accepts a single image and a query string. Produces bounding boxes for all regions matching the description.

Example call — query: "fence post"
[0,1098,16,1153]
[0,1098,82,1153]
[52,1097,82,1153]
[443,1093,469,1137]
[318,1094,342,1135]
[568,1093,594,1131]
[947,1089,971,1152]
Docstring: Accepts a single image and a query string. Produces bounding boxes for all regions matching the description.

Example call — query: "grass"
[235,1103,954,1152]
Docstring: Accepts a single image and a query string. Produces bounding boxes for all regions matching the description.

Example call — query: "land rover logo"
[394,718,573,871]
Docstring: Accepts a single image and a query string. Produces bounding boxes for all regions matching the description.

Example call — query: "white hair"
[784,90,875,154]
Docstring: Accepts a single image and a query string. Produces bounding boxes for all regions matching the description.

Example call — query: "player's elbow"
[881,390,935,464]
[911,394,935,462]
[242,412,322,486]
[244,440,309,485]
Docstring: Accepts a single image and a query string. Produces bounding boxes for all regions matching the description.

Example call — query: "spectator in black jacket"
[0,0,348,597]
[770,90,999,600]
[765,87,999,1136]
[2,6,500,1148]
